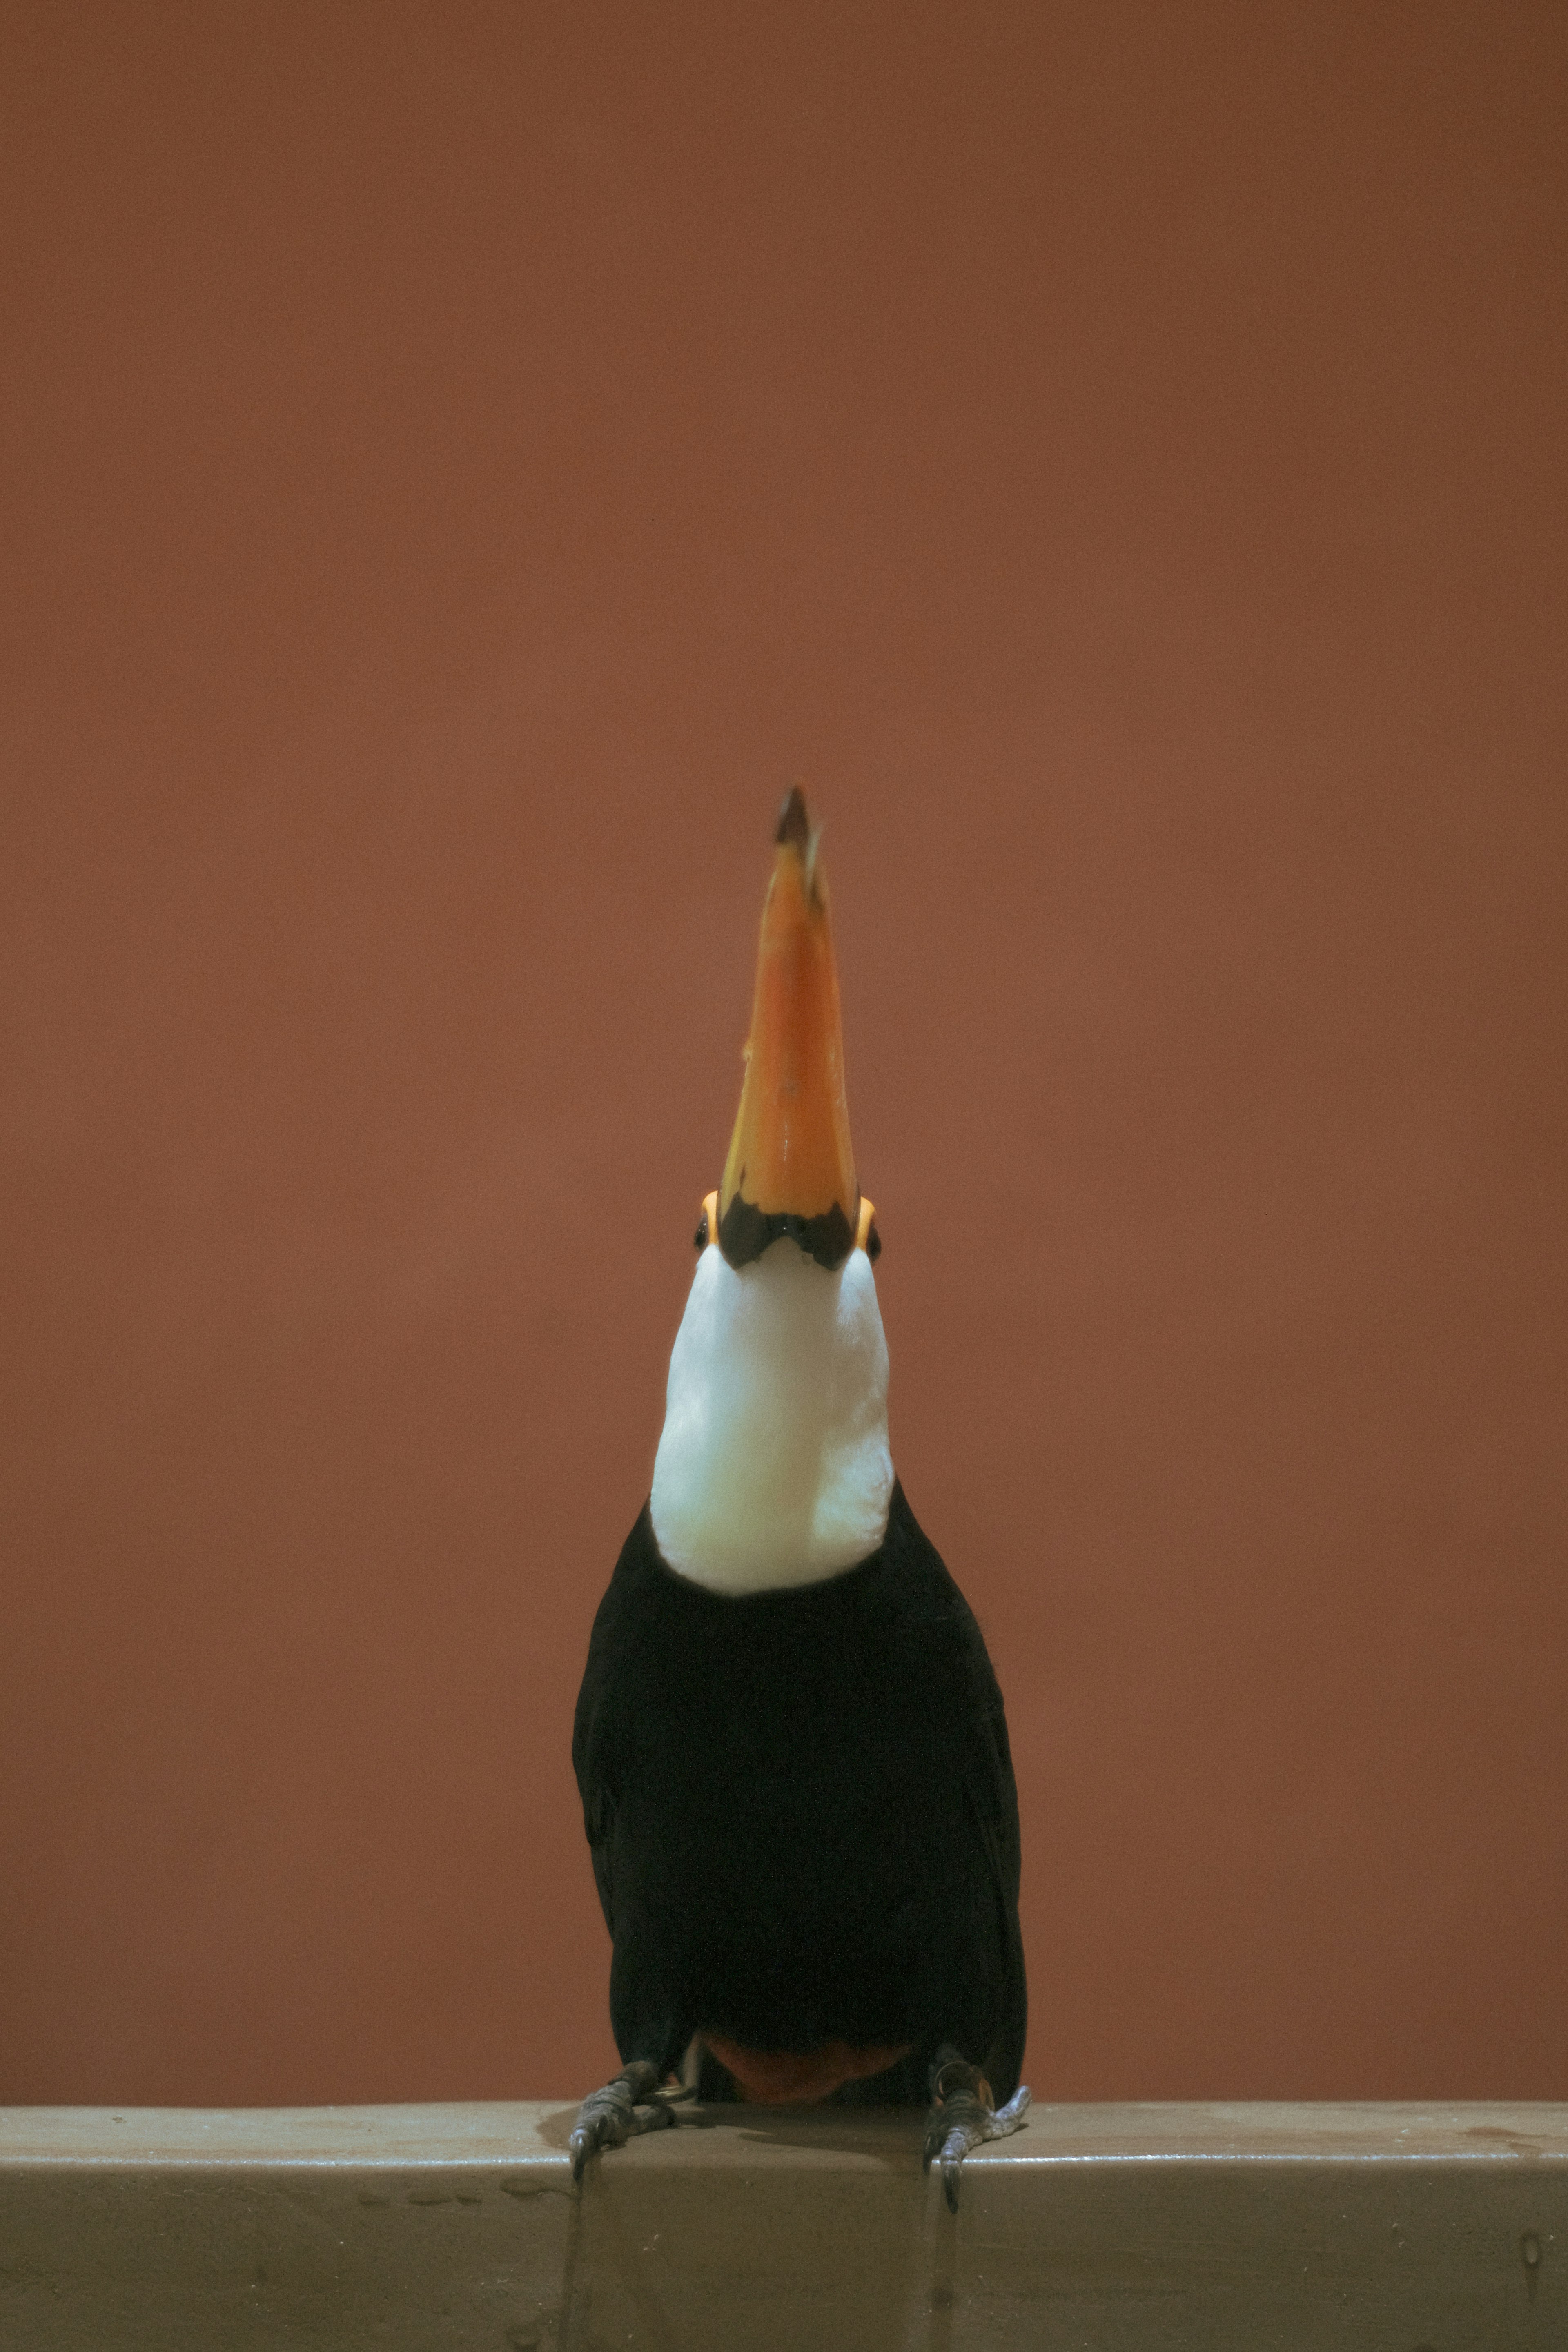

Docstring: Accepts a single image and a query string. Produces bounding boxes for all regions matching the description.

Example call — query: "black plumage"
[572,1480,1026,2105]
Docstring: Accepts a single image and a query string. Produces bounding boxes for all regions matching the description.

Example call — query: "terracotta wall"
[4,2,1564,2105]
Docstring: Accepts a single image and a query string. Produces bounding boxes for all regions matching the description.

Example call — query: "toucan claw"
[568,2061,687,2182]
[921,2049,1031,2212]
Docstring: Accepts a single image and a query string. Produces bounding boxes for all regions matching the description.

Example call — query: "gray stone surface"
[2,2100,1565,2347]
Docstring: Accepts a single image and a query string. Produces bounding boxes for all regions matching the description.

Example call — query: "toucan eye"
[866,1216,882,1263]
[693,1190,720,1253]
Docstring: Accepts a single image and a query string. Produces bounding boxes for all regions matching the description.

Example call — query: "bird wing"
[572,1591,623,1940]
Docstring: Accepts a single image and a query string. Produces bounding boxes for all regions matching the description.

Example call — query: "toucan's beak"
[717,790,861,1271]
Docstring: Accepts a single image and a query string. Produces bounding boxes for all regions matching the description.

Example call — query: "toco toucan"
[570,790,1029,2210]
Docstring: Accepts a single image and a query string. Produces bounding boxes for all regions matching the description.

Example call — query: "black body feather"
[572,1481,1026,2104]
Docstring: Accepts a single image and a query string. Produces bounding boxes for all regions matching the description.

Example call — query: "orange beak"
[716,790,861,1270]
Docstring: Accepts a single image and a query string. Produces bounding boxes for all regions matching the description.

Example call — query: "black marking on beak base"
[717,1193,856,1274]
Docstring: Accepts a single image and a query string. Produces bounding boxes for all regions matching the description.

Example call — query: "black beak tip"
[775,786,811,849]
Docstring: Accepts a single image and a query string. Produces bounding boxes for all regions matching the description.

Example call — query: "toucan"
[570,790,1029,2210]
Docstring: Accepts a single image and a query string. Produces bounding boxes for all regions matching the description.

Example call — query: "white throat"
[649,1238,894,1595]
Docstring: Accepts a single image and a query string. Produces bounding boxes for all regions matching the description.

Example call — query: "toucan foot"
[921,2047,1031,2213]
[568,2060,685,2182]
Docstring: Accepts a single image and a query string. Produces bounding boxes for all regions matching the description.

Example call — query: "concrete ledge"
[2,2100,1565,2348]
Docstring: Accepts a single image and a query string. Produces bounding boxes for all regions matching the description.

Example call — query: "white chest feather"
[649,1239,894,1595]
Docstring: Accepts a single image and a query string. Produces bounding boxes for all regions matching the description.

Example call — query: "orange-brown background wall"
[4,2,1564,2106]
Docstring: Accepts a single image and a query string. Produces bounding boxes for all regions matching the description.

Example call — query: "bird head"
[650,792,893,1594]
